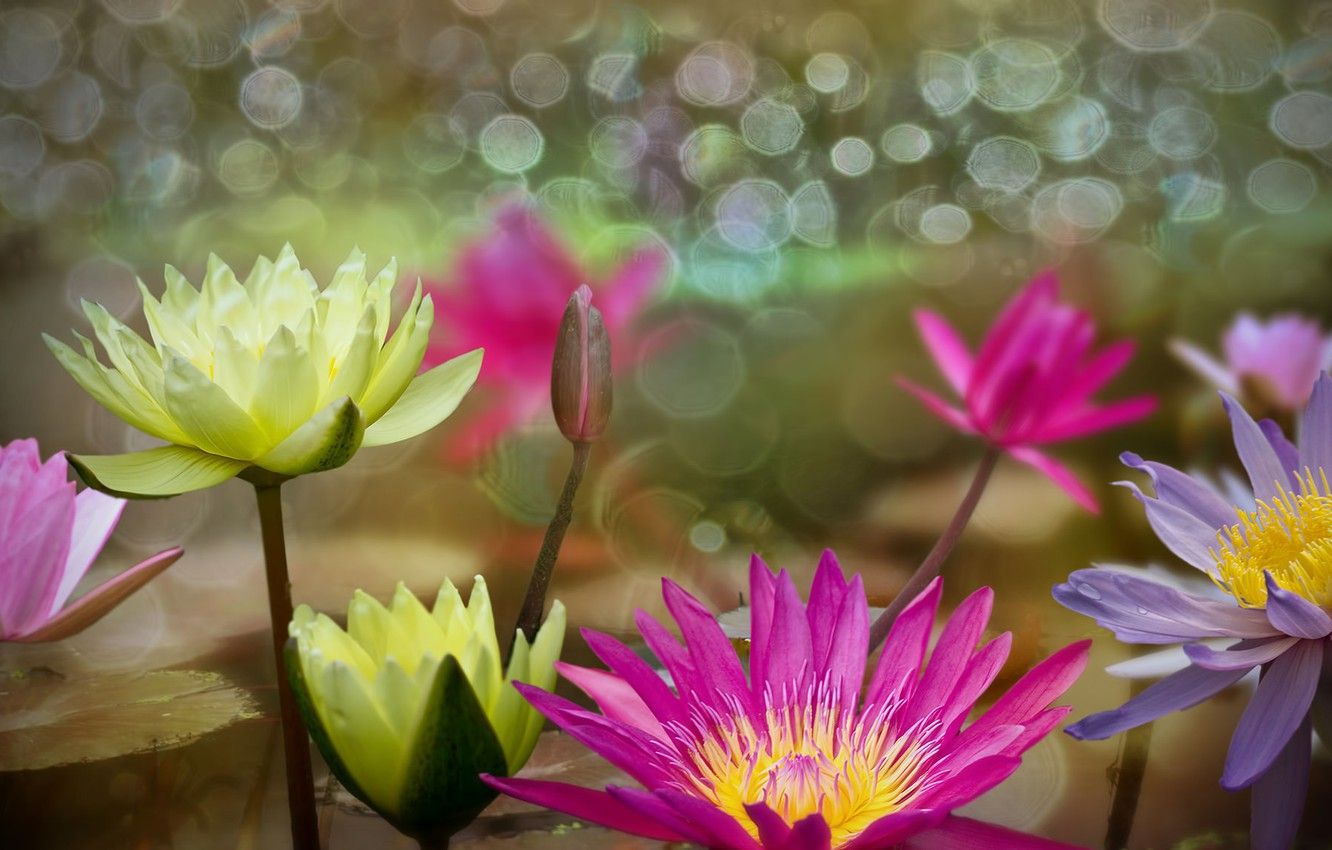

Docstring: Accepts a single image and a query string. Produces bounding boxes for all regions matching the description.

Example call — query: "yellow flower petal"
[361,348,483,448]
[251,326,321,442]
[360,287,433,423]
[67,446,247,499]
[162,352,269,459]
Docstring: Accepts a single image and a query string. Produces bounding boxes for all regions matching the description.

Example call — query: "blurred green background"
[3,0,1332,847]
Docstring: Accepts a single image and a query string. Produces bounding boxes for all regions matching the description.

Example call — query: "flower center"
[1212,470,1332,608]
[672,691,938,848]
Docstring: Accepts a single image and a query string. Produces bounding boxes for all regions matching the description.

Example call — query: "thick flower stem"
[513,441,591,646]
[255,483,320,850]
[417,837,450,850]
[868,446,1001,651]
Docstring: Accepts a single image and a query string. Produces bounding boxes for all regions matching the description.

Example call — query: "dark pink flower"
[422,204,663,460]
[0,439,181,642]
[897,271,1156,512]
[485,551,1090,850]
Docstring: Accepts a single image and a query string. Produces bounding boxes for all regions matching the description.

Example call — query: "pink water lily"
[0,439,181,642]
[898,270,1156,512]
[1170,312,1332,413]
[485,551,1090,850]
[422,203,664,460]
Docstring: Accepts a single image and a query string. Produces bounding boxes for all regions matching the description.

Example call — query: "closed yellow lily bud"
[286,577,565,845]
[45,245,482,498]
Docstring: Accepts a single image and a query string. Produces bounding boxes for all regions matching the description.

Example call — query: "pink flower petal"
[555,661,667,740]
[480,776,685,842]
[914,310,974,396]
[13,547,182,643]
[53,487,126,616]
[896,377,978,436]
[1006,446,1099,513]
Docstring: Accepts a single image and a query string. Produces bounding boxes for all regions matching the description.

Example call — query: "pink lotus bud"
[551,285,612,443]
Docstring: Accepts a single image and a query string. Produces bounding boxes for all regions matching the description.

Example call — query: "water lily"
[898,270,1156,512]
[0,439,181,642]
[287,577,565,848]
[45,245,482,497]
[1171,313,1331,414]
[422,203,662,460]
[486,551,1090,849]
[1056,374,1332,850]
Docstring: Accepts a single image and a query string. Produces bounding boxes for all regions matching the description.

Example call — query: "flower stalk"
[869,446,1000,651]
[254,482,319,850]
[1103,693,1154,850]
[514,441,591,645]
[512,286,610,648]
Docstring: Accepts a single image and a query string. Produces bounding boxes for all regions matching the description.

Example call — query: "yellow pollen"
[1212,469,1332,608]
[676,695,935,848]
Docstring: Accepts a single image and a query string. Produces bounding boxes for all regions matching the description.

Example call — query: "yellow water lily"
[45,244,482,497]
[287,577,565,844]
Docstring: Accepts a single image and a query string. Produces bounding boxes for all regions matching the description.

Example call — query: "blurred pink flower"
[422,204,664,460]
[897,271,1157,512]
[0,439,181,642]
[1170,313,1332,412]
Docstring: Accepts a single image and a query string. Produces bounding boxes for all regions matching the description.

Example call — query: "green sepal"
[394,655,509,843]
[254,396,364,476]
[283,638,380,815]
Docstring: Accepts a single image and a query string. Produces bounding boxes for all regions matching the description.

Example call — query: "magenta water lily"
[898,270,1156,512]
[0,439,182,643]
[1056,374,1332,850]
[486,551,1090,850]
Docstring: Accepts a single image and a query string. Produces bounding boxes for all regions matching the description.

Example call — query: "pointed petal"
[1105,646,1194,679]
[13,548,183,642]
[52,488,126,614]
[1008,446,1099,512]
[582,628,686,727]
[914,310,974,396]
[1250,712,1311,850]
[1115,481,1225,574]
[1265,573,1332,639]
[907,587,993,727]
[1054,568,1279,644]
[661,579,751,714]
[1066,664,1248,740]
[1259,419,1300,484]
[968,640,1089,734]
[1222,393,1289,502]
[254,397,364,476]
[1119,451,1237,530]
[896,377,977,435]
[68,447,247,499]
[251,326,322,442]
[1222,639,1321,790]
[555,661,666,741]
[865,578,941,708]
[1184,637,1299,671]
[1170,339,1239,395]
[162,354,268,460]
[480,777,685,842]
[361,348,483,446]
[748,554,777,689]
[843,811,948,850]
[1298,373,1332,478]
[361,287,435,422]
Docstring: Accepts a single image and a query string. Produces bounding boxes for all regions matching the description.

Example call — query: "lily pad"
[0,669,258,771]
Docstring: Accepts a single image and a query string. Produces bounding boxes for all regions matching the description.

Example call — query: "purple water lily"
[1055,373,1332,850]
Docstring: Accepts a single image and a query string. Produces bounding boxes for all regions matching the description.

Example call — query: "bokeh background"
[2,0,1332,847]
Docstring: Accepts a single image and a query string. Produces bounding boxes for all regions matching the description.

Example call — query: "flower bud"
[551,285,612,443]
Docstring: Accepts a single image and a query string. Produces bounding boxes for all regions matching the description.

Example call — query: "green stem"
[512,441,592,649]
[868,447,1001,652]
[255,483,320,850]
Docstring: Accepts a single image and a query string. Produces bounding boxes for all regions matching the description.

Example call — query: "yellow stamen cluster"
[1212,469,1332,608]
[675,692,937,848]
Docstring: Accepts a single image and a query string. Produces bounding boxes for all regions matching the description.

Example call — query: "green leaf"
[395,654,509,843]
[254,396,364,476]
[68,446,247,499]
[362,348,483,448]
[0,669,258,772]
